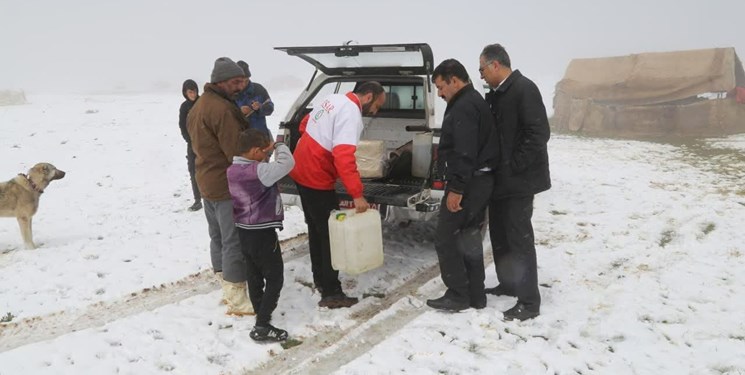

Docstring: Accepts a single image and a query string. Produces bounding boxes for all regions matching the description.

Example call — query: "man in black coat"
[479,44,551,321]
[426,59,499,312]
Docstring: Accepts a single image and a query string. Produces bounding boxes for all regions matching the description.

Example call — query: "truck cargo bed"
[278,175,425,207]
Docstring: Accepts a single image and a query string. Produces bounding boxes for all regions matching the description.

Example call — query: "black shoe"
[426,294,469,312]
[188,201,203,211]
[485,284,515,297]
[503,303,539,321]
[470,298,487,310]
[318,294,358,309]
[249,324,288,342]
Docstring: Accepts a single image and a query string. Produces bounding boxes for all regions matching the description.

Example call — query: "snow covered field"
[1,93,744,374]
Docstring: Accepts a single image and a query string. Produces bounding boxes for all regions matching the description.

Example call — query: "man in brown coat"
[187,57,253,315]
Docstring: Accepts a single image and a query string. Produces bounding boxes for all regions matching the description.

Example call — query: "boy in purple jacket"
[227,129,295,342]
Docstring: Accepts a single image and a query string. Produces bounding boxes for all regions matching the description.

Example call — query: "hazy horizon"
[1,0,743,97]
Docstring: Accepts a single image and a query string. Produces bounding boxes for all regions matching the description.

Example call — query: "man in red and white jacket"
[290,81,386,309]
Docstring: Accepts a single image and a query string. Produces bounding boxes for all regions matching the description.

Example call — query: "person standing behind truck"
[425,59,498,312]
[290,81,386,309]
[236,60,274,139]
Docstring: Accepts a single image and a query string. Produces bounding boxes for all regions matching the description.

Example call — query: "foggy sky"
[1,0,743,97]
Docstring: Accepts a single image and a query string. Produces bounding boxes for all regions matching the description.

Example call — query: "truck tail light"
[429,144,445,190]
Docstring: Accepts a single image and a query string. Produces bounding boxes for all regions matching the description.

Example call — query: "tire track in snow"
[240,264,441,375]
[0,234,309,352]
[242,245,495,375]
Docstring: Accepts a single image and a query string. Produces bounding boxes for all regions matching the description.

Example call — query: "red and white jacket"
[290,92,364,198]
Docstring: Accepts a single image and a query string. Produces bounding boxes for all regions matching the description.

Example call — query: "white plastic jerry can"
[411,132,433,178]
[328,208,384,275]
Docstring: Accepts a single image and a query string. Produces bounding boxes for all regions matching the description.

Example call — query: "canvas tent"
[552,48,745,137]
[0,90,27,106]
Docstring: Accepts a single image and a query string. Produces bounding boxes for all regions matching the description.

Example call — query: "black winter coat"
[438,84,499,195]
[179,99,196,143]
[179,79,199,144]
[485,70,551,198]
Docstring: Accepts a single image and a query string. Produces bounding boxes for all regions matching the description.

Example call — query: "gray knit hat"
[210,57,244,83]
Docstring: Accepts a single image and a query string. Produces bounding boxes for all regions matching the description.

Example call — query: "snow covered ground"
[1,93,744,374]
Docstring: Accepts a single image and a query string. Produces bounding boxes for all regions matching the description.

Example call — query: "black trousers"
[434,174,493,304]
[296,184,343,298]
[488,195,540,310]
[186,144,201,202]
[237,228,284,327]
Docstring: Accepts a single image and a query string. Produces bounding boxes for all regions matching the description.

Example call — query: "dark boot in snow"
[470,296,487,309]
[318,294,358,309]
[426,294,469,312]
[502,302,539,321]
[250,324,288,342]
[485,284,515,297]
[188,200,203,211]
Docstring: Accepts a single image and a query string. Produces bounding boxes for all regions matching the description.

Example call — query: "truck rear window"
[374,83,426,119]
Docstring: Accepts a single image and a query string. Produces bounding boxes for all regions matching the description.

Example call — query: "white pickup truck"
[274,43,444,222]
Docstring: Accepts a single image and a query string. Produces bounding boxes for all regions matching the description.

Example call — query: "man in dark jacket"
[479,44,551,321]
[236,61,274,139]
[179,79,202,211]
[426,59,498,312]
[187,57,253,316]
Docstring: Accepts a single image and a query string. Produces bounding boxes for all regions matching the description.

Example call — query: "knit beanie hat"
[210,57,245,83]
[237,60,251,78]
